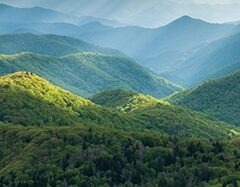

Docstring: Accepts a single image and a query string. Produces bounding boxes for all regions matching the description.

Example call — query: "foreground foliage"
[1,124,240,187]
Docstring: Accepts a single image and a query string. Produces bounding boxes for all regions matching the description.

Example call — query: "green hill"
[90,89,237,139]
[0,52,181,98]
[0,72,237,140]
[169,72,240,126]
[90,89,159,112]
[0,71,133,126]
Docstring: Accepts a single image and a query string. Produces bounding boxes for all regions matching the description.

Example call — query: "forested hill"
[0,71,136,126]
[0,52,181,98]
[0,72,236,139]
[90,89,238,139]
[169,71,240,126]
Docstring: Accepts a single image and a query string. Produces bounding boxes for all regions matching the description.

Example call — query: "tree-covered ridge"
[90,89,164,112]
[0,71,135,127]
[0,52,181,98]
[0,33,123,57]
[90,89,238,140]
[1,124,240,187]
[169,71,240,126]
[0,73,237,140]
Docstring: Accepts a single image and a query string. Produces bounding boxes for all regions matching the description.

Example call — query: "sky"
[0,0,240,27]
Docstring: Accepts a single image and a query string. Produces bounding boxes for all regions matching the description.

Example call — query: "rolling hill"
[0,72,236,139]
[0,52,181,98]
[90,89,237,139]
[90,89,159,112]
[0,71,135,126]
[1,73,240,186]
[169,72,240,126]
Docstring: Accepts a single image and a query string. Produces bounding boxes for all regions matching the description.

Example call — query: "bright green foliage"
[90,89,159,112]
[90,89,237,140]
[1,124,240,187]
[0,72,132,126]
[0,73,236,139]
[0,52,181,97]
[169,71,240,126]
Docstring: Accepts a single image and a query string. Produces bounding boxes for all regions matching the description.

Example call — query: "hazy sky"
[1,0,240,27]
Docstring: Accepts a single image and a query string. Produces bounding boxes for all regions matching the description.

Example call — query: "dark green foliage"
[169,71,240,126]
[0,52,181,97]
[1,125,240,187]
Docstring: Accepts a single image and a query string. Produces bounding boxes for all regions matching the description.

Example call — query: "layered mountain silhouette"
[165,32,240,86]
[0,3,122,26]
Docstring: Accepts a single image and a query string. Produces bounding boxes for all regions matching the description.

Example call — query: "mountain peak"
[167,15,209,26]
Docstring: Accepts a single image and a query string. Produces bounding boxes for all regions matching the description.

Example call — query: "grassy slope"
[0,52,181,98]
[169,72,240,126]
[90,89,238,140]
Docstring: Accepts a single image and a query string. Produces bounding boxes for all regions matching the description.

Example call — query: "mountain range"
[1,2,240,186]
[1,4,240,89]
[164,32,240,86]
[0,3,123,27]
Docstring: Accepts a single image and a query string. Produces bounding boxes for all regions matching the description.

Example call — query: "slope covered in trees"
[0,72,236,139]
[1,124,240,187]
[90,89,237,139]
[0,71,135,127]
[0,52,181,98]
[90,89,160,112]
[169,72,240,126]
